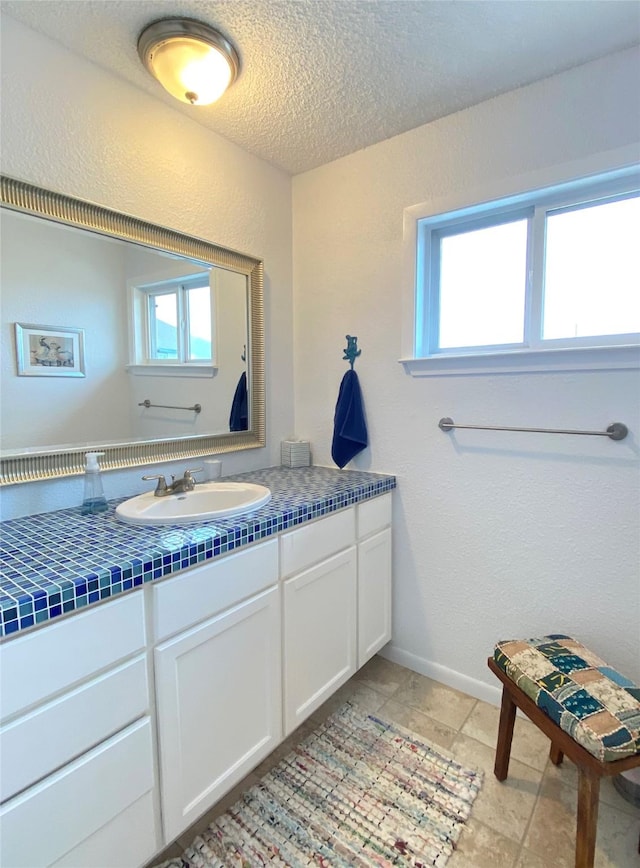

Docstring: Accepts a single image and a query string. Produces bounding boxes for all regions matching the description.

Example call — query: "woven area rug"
[162,702,483,868]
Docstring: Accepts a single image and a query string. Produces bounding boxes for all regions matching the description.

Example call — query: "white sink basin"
[115,482,271,526]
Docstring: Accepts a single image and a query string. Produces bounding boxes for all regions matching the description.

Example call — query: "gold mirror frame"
[0,175,265,485]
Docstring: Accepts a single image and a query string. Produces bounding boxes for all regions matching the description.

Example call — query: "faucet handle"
[142,474,167,494]
[183,467,203,480]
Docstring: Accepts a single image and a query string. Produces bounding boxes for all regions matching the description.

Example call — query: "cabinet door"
[155,586,281,843]
[283,548,357,735]
[358,527,392,668]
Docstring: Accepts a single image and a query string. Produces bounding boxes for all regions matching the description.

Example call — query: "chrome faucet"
[142,468,202,497]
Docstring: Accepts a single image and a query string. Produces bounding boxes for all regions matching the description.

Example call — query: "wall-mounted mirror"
[0,176,265,485]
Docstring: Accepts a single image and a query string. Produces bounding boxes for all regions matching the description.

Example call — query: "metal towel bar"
[438,417,628,441]
[138,399,202,414]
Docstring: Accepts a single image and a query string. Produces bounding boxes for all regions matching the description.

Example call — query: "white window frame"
[402,159,640,377]
[145,273,213,363]
[127,269,219,378]
[421,206,533,356]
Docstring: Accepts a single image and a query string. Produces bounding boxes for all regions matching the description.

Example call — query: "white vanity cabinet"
[0,485,393,865]
[0,594,158,868]
[281,496,393,735]
[152,539,282,843]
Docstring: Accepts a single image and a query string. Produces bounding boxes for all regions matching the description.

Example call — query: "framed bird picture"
[15,323,85,377]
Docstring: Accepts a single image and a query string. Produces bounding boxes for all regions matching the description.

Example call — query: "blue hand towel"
[331,369,368,469]
[229,371,248,431]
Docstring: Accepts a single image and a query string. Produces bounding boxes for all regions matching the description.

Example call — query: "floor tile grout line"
[457,697,478,734]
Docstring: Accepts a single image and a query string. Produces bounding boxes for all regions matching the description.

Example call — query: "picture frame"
[15,323,85,378]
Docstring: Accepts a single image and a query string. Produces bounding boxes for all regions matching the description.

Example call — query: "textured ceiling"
[2,0,639,174]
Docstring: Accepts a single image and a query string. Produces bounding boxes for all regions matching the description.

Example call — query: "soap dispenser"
[81,452,108,514]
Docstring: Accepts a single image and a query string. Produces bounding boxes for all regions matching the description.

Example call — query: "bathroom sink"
[115,482,271,526]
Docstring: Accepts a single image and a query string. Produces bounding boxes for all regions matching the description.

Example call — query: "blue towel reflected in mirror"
[229,371,248,431]
[331,369,368,468]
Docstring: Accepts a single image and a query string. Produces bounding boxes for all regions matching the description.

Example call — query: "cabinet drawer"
[153,539,278,641]
[1,655,149,803]
[0,718,155,868]
[357,493,392,539]
[0,593,146,722]
[280,508,355,578]
[50,791,157,868]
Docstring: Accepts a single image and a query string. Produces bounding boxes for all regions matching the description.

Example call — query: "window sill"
[399,344,640,377]
[126,364,218,378]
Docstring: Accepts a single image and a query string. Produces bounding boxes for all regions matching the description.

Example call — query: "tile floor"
[149,656,640,868]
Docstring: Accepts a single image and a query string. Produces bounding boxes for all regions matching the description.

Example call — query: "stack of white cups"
[203,459,222,481]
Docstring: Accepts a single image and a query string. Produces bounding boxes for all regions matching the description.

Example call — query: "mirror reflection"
[1,209,250,455]
[0,174,265,485]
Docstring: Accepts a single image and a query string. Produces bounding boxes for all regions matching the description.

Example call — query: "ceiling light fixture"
[137,18,239,106]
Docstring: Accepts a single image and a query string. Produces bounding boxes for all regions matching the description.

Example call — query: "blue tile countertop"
[0,466,395,640]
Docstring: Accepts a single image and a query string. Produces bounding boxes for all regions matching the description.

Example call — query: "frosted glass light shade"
[138,19,239,106]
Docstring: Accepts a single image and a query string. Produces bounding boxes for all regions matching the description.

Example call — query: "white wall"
[292,48,640,698]
[1,210,132,449]
[0,14,293,518]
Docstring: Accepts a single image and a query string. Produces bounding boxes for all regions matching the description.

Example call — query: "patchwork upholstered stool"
[488,635,640,868]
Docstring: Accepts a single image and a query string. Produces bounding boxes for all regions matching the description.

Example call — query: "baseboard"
[379,643,503,707]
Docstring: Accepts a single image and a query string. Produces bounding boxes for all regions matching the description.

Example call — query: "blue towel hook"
[343,335,361,370]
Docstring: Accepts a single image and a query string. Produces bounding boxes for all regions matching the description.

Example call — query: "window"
[414,169,640,364]
[146,276,212,362]
[128,269,218,375]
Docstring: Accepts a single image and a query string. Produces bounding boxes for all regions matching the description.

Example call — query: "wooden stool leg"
[494,685,516,781]
[575,768,600,868]
[549,742,564,765]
